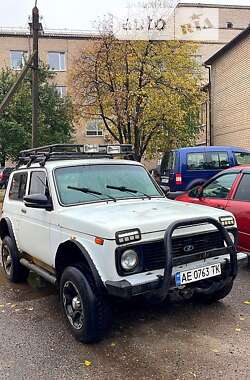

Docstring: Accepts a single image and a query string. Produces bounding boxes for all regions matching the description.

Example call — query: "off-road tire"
[194,280,234,304]
[1,236,29,283]
[60,265,111,343]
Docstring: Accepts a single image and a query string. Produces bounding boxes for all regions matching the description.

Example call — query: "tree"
[71,34,206,161]
[0,65,74,165]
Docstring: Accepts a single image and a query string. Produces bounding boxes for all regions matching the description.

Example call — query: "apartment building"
[0,3,249,146]
[205,26,250,148]
[0,31,104,144]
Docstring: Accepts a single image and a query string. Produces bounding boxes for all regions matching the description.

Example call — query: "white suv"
[0,144,245,343]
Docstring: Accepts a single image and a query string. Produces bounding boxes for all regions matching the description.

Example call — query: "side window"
[202,173,237,199]
[234,152,250,165]
[9,173,28,201]
[160,151,176,173]
[187,153,205,170]
[234,174,250,201]
[29,171,47,195]
[206,152,230,169]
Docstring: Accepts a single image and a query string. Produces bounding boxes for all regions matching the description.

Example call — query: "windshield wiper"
[67,186,117,202]
[106,185,151,200]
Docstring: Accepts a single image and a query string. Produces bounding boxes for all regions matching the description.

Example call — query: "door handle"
[21,208,27,214]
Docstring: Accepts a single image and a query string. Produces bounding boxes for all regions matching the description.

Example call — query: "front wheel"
[60,265,111,343]
[194,280,233,304]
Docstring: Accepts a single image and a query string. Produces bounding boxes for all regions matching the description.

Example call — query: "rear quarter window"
[234,152,250,165]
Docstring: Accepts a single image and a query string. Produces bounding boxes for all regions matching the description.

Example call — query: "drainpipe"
[205,65,212,146]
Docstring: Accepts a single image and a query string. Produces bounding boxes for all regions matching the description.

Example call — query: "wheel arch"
[0,217,16,241]
[55,240,104,292]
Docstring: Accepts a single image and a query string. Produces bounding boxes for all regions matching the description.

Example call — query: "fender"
[56,239,105,293]
[0,217,17,243]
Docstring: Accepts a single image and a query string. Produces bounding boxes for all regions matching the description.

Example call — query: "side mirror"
[24,194,53,211]
[189,186,203,199]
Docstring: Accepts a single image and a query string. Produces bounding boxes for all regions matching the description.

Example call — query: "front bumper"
[105,252,247,298]
[106,217,242,299]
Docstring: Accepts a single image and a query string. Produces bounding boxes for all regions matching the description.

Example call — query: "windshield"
[54,164,163,205]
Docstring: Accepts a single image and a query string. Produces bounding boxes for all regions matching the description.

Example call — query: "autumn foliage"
[71,34,205,161]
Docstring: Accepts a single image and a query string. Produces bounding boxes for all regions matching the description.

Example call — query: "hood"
[57,198,234,240]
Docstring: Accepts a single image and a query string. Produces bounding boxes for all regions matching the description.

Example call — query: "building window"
[55,86,67,97]
[86,120,103,137]
[48,52,66,71]
[10,51,27,70]
[199,103,207,126]
[226,22,233,29]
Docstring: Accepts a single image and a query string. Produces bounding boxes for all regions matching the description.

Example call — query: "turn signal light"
[95,237,104,245]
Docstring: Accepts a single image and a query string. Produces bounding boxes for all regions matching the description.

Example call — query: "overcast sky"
[0,0,249,31]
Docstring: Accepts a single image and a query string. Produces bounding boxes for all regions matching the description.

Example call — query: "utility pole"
[31,5,39,148]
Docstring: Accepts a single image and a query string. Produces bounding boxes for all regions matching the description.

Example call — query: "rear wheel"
[1,236,29,283]
[60,265,111,343]
[194,280,233,304]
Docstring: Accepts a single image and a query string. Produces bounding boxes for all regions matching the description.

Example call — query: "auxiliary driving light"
[121,249,139,271]
[116,229,141,245]
[219,216,235,227]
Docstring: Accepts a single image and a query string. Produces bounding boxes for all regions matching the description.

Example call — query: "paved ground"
[0,261,250,380]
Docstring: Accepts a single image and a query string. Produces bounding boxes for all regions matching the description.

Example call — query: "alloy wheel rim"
[2,246,12,276]
[62,281,84,330]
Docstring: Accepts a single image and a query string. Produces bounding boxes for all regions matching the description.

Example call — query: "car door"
[226,172,250,252]
[18,170,52,264]
[187,172,238,210]
[184,150,206,190]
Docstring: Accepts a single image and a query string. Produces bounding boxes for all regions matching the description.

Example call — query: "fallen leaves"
[211,348,219,354]
[84,360,92,367]
[243,300,250,305]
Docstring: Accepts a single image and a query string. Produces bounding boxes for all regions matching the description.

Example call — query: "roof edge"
[205,26,250,65]
[177,3,250,10]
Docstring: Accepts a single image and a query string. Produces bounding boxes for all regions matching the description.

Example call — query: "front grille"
[141,231,225,272]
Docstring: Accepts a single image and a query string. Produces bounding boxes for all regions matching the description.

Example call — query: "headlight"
[219,216,235,227]
[121,249,139,271]
[116,229,141,245]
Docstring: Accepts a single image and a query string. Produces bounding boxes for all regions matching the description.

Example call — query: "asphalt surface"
[0,261,250,380]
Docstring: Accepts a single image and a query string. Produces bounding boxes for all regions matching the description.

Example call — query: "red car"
[176,166,250,253]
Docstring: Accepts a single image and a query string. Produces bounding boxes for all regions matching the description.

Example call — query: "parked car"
[0,167,13,189]
[176,165,250,253]
[160,146,250,193]
[0,144,245,343]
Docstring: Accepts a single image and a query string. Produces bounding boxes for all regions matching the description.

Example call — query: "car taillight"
[175,173,182,185]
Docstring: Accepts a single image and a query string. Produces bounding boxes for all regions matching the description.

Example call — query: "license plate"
[161,177,169,184]
[175,263,221,286]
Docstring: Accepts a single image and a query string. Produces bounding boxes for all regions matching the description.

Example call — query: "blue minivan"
[160,146,250,192]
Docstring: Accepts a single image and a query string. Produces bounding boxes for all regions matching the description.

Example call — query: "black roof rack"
[17,144,135,168]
